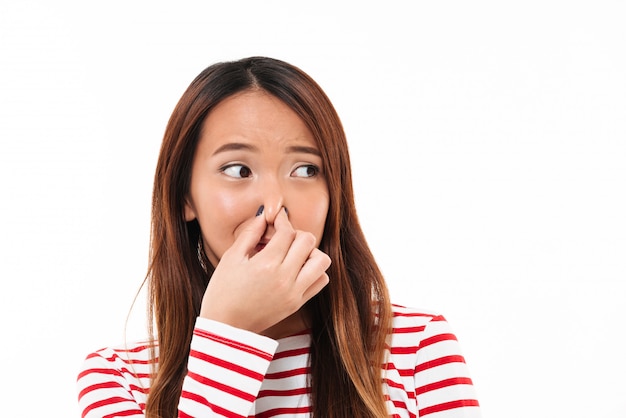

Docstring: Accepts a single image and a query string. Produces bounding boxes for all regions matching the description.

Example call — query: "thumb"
[228,205,268,257]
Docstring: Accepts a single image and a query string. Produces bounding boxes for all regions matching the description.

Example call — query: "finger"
[280,231,318,275]
[259,207,296,262]
[301,273,330,302]
[227,206,268,258]
[295,248,331,291]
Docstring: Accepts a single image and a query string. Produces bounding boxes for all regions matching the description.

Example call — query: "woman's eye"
[291,164,319,178]
[222,164,252,178]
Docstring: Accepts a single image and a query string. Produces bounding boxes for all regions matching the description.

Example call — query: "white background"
[1,1,625,417]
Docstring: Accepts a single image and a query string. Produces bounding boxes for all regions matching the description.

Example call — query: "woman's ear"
[184,199,197,221]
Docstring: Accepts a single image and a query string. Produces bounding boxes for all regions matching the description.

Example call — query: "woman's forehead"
[197,90,318,154]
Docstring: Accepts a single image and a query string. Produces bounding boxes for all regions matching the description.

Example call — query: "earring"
[197,234,208,273]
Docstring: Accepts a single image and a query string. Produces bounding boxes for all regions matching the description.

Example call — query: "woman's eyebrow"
[212,142,258,155]
[212,142,320,157]
[287,145,321,157]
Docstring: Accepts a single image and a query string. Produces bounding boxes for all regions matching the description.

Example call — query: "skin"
[184,89,332,339]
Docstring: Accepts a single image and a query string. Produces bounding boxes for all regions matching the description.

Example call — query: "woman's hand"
[199,208,331,334]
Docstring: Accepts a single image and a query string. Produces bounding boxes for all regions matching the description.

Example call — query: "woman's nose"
[260,179,285,225]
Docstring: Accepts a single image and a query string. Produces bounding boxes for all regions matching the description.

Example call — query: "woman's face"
[185,90,330,267]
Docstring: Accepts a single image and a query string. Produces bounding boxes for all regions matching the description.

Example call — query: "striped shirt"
[77,305,481,417]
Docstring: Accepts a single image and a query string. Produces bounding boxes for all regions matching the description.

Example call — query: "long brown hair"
[145,56,393,417]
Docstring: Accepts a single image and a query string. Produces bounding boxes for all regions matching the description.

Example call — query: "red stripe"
[391,398,410,412]
[418,333,458,350]
[420,399,480,416]
[102,410,142,418]
[390,345,419,355]
[393,312,436,318]
[397,368,416,377]
[253,406,311,417]
[77,367,151,382]
[265,367,309,379]
[181,390,246,418]
[392,401,417,418]
[388,334,460,363]
[392,325,426,334]
[385,361,416,378]
[186,371,255,402]
[415,355,466,373]
[87,351,153,366]
[392,310,438,319]
[417,377,474,394]
[273,347,309,360]
[78,380,149,401]
[258,386,310,398]
[78,382,122,400]
[189,349,264,381]
[128,384,149,395]
[77,367,123,381]
[81,396,137,418]
[194,328,273,361]
[384,377,414,398]
[85,352,103,360]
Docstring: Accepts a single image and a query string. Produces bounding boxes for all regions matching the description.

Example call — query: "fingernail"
[256,205,264,216]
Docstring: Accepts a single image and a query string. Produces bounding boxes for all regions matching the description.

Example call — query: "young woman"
[77,57,481,417]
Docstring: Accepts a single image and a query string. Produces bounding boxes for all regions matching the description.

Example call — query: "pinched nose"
[258,180,286,225]
[262,202,284,225]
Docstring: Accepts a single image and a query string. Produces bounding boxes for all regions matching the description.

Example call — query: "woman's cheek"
[211,189,246,216]
[294,191,329,245]
[201,190,256,260]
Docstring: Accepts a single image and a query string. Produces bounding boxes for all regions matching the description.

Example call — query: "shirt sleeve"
[178,317,279,417]
[77,318,278,418]
[77,347,150,418]
[414,315,482,417]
